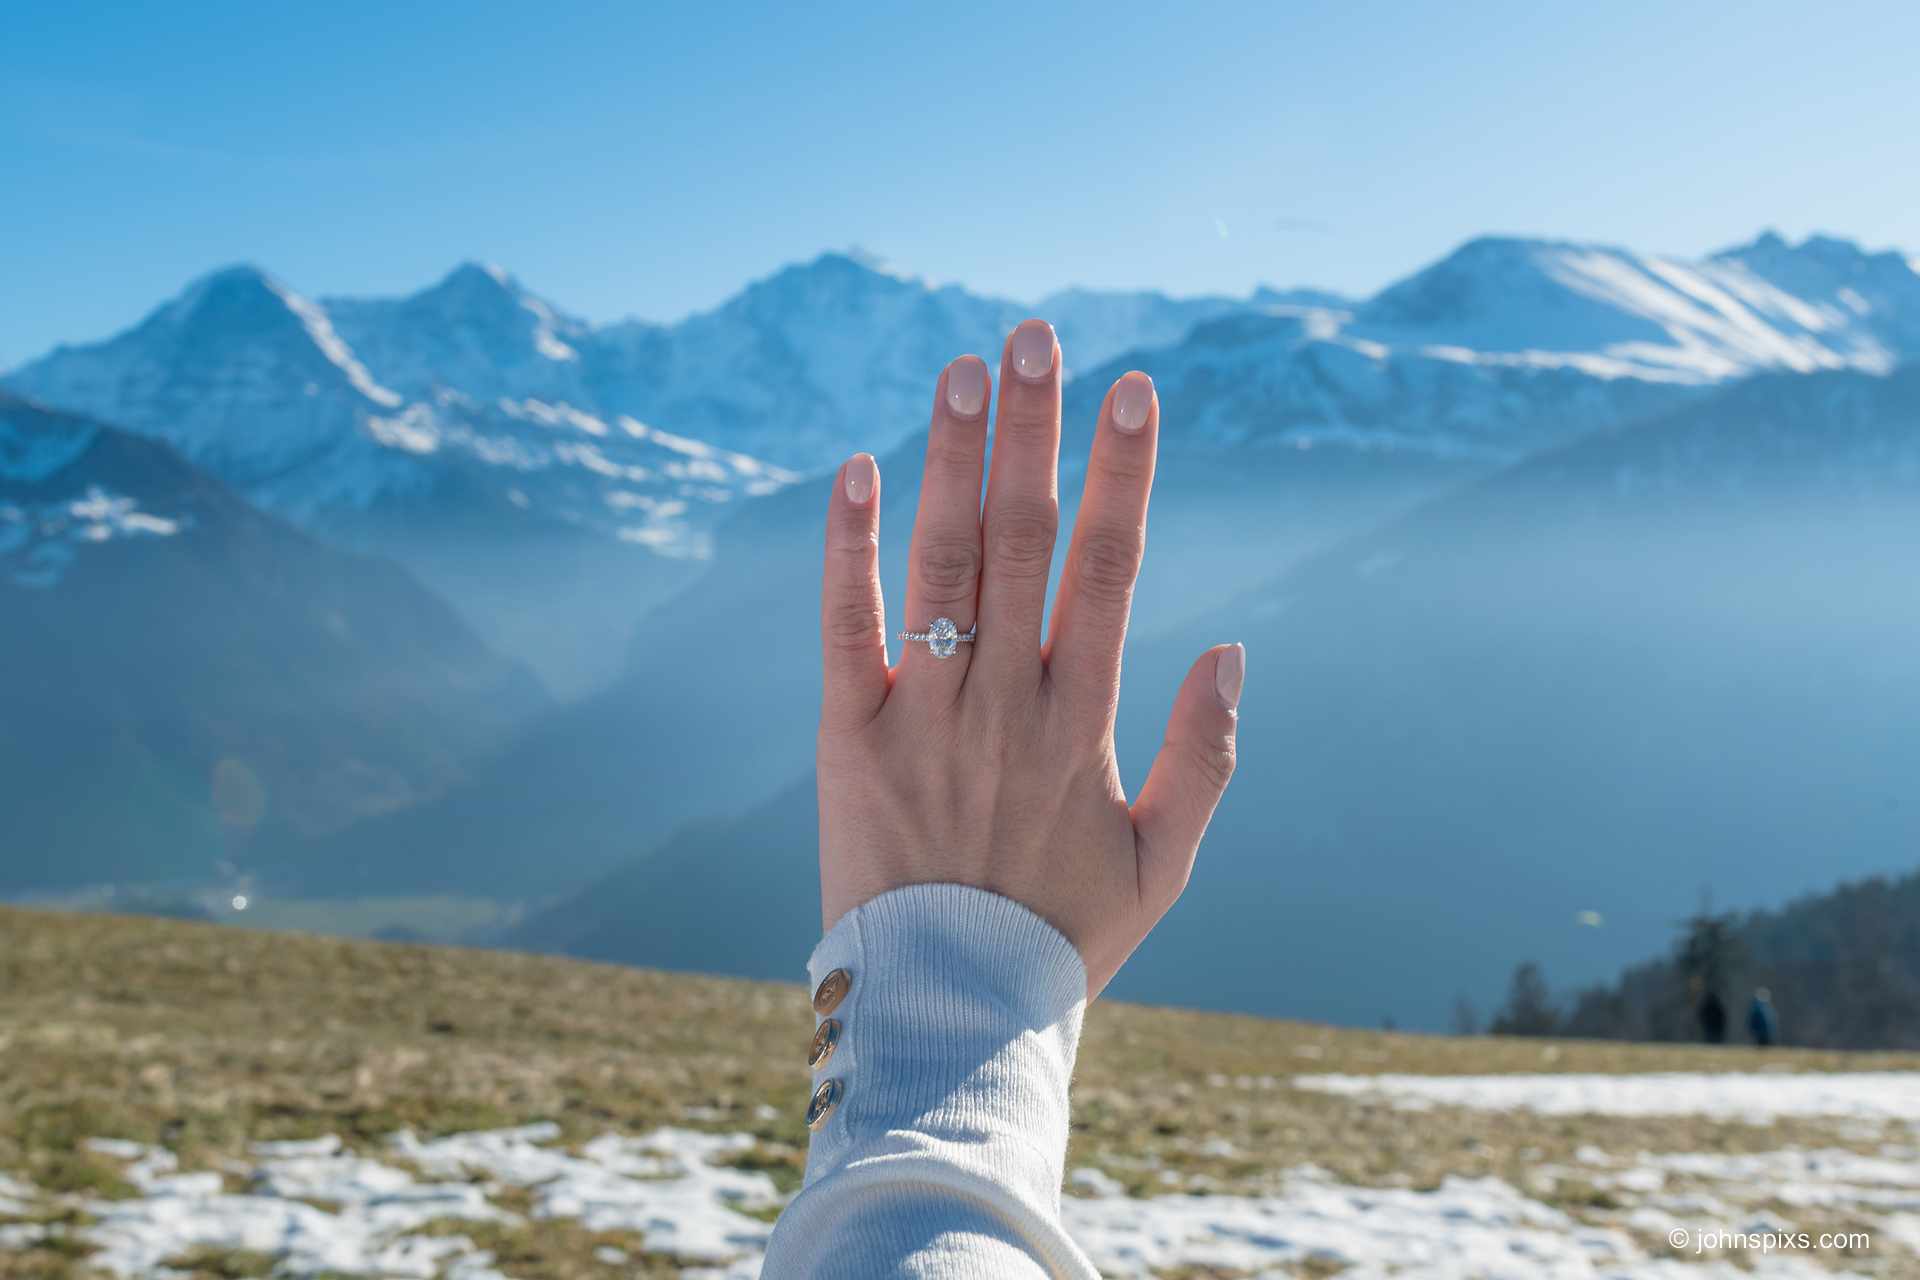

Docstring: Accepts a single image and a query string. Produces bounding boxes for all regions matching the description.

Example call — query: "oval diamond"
[927,616,960,659]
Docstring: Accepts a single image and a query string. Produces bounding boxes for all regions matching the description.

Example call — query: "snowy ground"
[2,1072,1915,1277]
[1293,1071,1920,1125]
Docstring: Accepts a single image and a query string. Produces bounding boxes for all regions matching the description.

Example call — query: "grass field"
[2,906,1916,1277]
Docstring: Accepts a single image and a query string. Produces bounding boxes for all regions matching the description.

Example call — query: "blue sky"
[5,0,1917,367]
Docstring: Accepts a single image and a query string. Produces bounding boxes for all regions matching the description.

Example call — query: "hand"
[815,319,1243,998]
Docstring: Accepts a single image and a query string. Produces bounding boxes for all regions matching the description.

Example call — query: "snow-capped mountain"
[0,391,546,892]
[298,251,1260,472]
[1352,232,1920,387]
[5,266,797,692]
[325,261,594,406]
[1110,231,1920,463]
[8,264,794,539]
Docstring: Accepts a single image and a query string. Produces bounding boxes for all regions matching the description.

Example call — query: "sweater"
[760,883,1100,1278]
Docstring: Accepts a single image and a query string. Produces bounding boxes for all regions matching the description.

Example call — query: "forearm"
[762,884,1098,1278]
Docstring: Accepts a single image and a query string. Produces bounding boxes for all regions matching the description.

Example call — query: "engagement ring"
[900,616,975,660]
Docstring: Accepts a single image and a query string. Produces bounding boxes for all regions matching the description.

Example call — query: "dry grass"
[3,905,1916,1277]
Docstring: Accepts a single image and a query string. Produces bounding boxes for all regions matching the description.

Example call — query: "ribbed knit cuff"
[800,883,1088,1211]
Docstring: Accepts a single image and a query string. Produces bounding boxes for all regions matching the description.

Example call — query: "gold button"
[805,1077,842,1131]
[809,1018,841,1070]
[812,968,852,1015]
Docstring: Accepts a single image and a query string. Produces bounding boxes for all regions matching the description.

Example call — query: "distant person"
[1749,987,1778,1046]
[762,322,1242,1277]
[1698,988,1728,1044]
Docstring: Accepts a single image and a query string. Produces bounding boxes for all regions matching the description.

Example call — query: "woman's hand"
[816,319,1243,998]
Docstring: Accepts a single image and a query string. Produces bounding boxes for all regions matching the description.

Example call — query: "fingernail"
[1112,372,1154,433]
[844,453,876,505]
[1010,319,1056,381]
[1215,643,1245,710]
[946,356,988,417]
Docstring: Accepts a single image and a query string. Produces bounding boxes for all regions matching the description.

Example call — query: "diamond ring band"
[899,616,976,659]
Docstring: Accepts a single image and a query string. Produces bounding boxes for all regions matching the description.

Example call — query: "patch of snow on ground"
[0,1170,38,1216]
[1294,1071,1920,1125]
[1062,1160,1876,1278]
[53,1126,774,1279]
[1635,1147,1920,1213]
[77,1136,503,1278]
[3,1114,1909,1277]
[390,1122,778,1263]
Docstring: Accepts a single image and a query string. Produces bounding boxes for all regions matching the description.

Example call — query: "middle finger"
[975,318,1061,686]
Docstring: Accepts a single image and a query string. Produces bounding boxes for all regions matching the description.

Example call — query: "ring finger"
[896,354,991,691]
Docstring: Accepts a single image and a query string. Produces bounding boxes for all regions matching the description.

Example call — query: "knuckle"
[925,437,982,485]
[824,595,883,653]
[914,535,982,600]
[1071,526,1144,606]
[997,406,1058,441]
[986,501,1058,578]
[1183,737,1237,793]
[826,517,877,561]
[1090,447,1149,491]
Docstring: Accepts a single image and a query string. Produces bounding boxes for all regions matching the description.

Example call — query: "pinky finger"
[820,453,889,732]
[1131,643,1243,913]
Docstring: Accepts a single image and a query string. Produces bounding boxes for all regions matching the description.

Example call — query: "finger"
[1131,643,1243,913]
[1048,371,1157,717]
[976,318,1061,684]
[898,355,990,690]
[819,453,888,732]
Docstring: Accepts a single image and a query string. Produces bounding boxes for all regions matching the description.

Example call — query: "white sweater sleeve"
[760,883,1100,1279]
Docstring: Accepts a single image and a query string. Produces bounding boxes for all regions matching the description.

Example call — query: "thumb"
[1131,643,1243,912]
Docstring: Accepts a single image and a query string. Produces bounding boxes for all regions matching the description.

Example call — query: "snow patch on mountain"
[1,485,186,588]
[266,275,405,407]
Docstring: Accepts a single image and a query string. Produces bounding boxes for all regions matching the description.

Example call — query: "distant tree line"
[1480,868,1920,1050]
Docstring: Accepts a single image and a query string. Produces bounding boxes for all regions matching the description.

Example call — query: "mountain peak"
[336,263,586,370]
[757,249,920,295]
[1356,234,1631,338]
[1708,229,1920,279]
[811,247,907,278]
[1714,228,1859,264]
[165,263,289,322]
[716,251,927,326]
[94,263,406,414]
[429,260,523,301]
[396,262,555,319]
